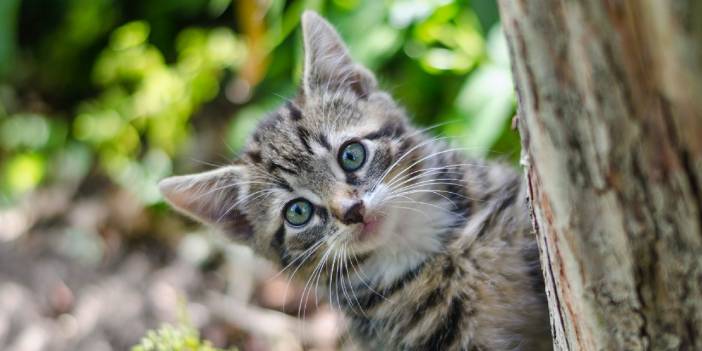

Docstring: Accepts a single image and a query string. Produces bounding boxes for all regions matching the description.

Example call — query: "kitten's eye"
[338,141,366,172]
[284,198,314,226]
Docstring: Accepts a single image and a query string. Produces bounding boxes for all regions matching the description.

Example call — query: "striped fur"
[160,11,551,350]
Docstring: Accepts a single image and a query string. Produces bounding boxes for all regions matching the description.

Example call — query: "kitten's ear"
[301,10,376,98]
[159,166,253,241]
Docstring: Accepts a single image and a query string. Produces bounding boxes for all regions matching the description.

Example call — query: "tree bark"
[497,1,702,350]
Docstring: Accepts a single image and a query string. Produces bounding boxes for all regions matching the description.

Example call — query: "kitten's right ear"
[300,10,377,98]
[159,166,253,240]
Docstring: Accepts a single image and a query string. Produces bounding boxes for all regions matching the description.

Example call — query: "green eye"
[284,198,314,226]
[338,141,366,172]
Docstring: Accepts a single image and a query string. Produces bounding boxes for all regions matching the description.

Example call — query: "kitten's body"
[160,11,551,350]
[340,163,549,350]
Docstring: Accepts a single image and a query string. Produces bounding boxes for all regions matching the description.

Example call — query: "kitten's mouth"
[355,216,384,242]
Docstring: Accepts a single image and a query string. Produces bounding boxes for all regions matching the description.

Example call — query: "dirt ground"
[0,184,351,351]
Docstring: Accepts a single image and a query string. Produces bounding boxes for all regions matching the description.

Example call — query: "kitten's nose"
[334,200,365,225]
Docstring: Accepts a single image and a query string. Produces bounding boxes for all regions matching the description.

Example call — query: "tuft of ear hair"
[159,166,253,241]
[301,10,377,99]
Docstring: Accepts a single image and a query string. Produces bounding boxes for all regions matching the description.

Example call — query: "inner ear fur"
[159,165,253,241]
[301,10,377,99]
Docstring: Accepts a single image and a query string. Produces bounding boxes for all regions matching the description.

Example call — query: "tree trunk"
[497,1,702,350]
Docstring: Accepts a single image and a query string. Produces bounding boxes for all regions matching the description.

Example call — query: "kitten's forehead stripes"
[296,126,314,154]
[285,101,303,121]
[266,141,313,174]
[238,150,293,192]
[282,155,304,167]
[245,161,293,192]
[316,133,331,150]
[267,161,298,176]
[364,121,406,140]
[276,178,294,192]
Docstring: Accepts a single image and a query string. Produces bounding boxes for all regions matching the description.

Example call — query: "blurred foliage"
[132,323,236,351]
[0,0,518,207]
[130,297,238,351]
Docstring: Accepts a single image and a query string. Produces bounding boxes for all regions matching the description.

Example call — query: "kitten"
[159,11,551,351]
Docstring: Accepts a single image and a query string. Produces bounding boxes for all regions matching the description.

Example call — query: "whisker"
[391,186,471,200]
[387,189,466,206]
[400,119,464,140]
[387,204,432,219]
[390,199,467,219]
[340,244,366,316]
[328,245,338,310]
[349,247,388,302]
[193,180,279,201]
[385,171,462,193]
[334,246,346,312]
[273,239,324,280]
[389,178,466,192]
[312,234,339,310]
[217,188,277,223]
[369,135,453,201]
[383,162,477,190]
[298,238,333,320]
[281,241,325,308]
[385,166,466,189]
[384,147,479,188]
[389,181,467,198]
[188,158,228,169]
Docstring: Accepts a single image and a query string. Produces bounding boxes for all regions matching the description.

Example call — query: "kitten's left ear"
[159,165,253,241]
[301,10,377,98]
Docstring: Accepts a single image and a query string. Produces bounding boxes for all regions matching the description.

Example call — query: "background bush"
[0,0,518,206]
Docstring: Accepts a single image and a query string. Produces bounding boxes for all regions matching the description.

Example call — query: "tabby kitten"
[160,11,551,350]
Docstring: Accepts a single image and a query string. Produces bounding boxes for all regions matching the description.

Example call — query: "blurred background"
[0,0,519,350]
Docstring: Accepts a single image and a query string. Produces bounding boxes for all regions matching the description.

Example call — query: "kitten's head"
[160,12,461,272]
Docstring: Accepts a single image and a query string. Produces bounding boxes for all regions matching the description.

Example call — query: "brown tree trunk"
[497,1,702,350]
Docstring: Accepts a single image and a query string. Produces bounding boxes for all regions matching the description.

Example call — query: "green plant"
[132,323,235,351]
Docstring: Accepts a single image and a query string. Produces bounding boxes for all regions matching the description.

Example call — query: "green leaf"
[0,0,20,79]
[447,25,515,157]
[131,323,235,351]
[451,64,514,157]
[2,152,46,196]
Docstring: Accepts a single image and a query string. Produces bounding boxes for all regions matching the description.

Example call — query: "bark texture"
[498,1,702,350]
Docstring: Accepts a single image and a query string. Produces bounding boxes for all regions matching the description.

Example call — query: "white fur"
[358,184,457,287]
